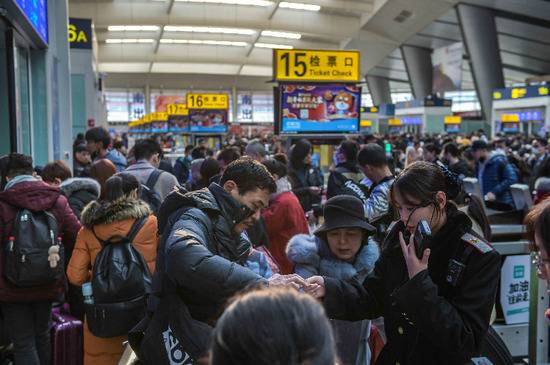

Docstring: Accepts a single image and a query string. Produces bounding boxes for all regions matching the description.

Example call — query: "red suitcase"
[51,304,83,365]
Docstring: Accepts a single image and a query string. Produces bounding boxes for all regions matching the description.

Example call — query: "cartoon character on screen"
[212,113,224,126]
[333,91,358,118]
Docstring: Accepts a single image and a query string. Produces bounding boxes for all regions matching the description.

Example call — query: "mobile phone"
[413,219,432,259]
[234,204,255,224]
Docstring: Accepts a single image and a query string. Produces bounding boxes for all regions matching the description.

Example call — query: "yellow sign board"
[187,93,229,109]
[388,118,402,126]
[501,114,520,122]
[360,120,372,127]
[167,104,189,116]
[273,49,360,82]
[511,88,527,99]
[444,116,462,124]
[142,114,151,123]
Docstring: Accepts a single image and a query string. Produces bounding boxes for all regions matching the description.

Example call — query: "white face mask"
[275,176,292,195]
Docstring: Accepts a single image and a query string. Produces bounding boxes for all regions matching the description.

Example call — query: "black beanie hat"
[290,139,312,164]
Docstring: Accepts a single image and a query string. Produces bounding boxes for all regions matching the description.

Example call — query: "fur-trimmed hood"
[287,233,379,281]
[81,197,151,229]
[60,177,100,199]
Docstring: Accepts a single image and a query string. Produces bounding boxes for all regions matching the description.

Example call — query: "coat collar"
[81,197,151,229]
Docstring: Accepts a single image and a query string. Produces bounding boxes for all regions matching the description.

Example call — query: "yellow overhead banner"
[273,49,360,83]
[388,119,402,126]
[186,93,229,109]
[360,120,373,127]
[501,114,520,122]
[167,104,189,116]
[444,116,462,124]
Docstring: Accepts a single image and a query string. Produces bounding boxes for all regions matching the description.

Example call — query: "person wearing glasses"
[306,161,501,365]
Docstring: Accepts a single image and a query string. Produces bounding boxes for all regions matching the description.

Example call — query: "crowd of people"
[2,125,550,365]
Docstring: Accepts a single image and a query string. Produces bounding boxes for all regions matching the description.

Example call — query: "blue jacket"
[477,153,518,208]
[106,149,127,172]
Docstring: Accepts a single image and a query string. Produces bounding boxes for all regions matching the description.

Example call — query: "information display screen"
[502,122,519,134]
[280,84,360,134]
[15,0,48,43]
[168,116,188,133]
[189,109,228,133]
[445,124,460,133]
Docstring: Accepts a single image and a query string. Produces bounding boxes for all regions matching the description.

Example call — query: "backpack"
[140,170,163,215]
[328,170,370,207]
[85,216,152,338]
[3,209,64,287]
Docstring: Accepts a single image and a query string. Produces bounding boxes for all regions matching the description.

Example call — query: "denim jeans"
[1,301,52,365]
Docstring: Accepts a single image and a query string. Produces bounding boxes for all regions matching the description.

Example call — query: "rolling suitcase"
[51,304,83,365]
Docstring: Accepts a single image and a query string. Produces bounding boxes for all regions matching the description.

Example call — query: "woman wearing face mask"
[306,161,501,365]
[287,195,379,365]
[287,139,324,213]
[262,154,309,274]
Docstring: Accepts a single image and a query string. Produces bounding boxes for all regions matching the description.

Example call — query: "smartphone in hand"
[413,219,432,259]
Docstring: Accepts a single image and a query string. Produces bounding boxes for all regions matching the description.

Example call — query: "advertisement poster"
[280,84,360,134]
[500,255,530,325]
[189,109,228,133]
[432,42,463,93]
[169,116,188,133]
[155,95,185,113]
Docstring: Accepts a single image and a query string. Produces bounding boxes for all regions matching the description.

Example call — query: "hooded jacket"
[60,177,101,221]
[67,197,157,365]
[326,162,365,200]
[0,180,81,302]
[153,183,265,324]
[477,153,518,208]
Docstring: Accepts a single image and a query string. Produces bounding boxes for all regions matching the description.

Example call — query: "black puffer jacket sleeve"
[392,249,500,361]
[165,209,265,300]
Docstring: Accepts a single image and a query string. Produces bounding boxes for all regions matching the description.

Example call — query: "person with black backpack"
[125,139,179,213]
[326,140,367,203]
[67,172,158,365]
[0,153,81,365]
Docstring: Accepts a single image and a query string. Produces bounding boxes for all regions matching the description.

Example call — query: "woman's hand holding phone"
[399,231,431,279]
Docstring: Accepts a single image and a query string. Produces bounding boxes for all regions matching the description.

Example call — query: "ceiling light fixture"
[108,25,160,32]
[163,26,255,35]
[279,1,320,11]
[174,0,272,6]
[105,39,156,44]
[261,30,301,39]
[255,42,293,49]
[160,39,248,46]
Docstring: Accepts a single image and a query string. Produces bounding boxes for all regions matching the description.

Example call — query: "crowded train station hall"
[1,0,550,364]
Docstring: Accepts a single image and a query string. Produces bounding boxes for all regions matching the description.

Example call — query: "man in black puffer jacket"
[142,158,306,364]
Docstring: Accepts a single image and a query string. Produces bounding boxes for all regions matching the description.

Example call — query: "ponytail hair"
[104,172,140,202]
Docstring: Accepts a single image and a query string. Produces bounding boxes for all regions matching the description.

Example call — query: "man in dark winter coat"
[146,158,306,362]
[326,140,366,201]
[472,140,518,208]
[0,154,81,365]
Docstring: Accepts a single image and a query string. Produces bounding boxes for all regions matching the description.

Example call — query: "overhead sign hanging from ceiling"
[68,18,92,49]
[13,0,48,44]
[273,49,360,83]
[187,93,229,109]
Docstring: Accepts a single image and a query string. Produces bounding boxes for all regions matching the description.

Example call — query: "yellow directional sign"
[360,120,373,127]
[187,93,229,109]
[501,114,519,122]
[273,49,360,82]
[388,118,402,126]
[444,116,462,124]
[167,104,189,116]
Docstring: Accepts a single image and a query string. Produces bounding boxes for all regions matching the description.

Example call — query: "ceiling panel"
[151,62,241,75]
[498,34,550,61]
[377,57,406,71]
[404,34,456,50]
[437,9,458,24]
[419,21,461,41]
[368,66,408,82]
[501,51,550,74]
[463,0,550,21]
[496,17,550,45]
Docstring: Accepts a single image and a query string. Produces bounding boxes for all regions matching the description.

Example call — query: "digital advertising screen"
[151,121,168,134]
[501,122,519,134]
[168,115,189,133]
[445,124,460,133]
[15,0,48,43]
[189,109,228,133]
[279,84,360,134]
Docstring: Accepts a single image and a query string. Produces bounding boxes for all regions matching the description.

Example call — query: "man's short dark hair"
[191,146,206,160]
[41,160,72,183]
[85,127,111,149]
[423,143,440,155]
[442,142,460,158]
[245,140,267,158]
[471,140,488,151]
[134,139,162,161]
[185,144,194,154]
[358,144,387,168]
[339,140,359,163]
[217,147,241,165]
[536,137,548,147]
[220,158,276,195]
[7,153,33,178]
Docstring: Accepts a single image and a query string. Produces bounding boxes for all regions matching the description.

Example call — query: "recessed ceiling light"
[261,30,301,39]
[163,26,255,35]
[160,39,248,46]
[279,1,320,11]
[105,39,156,44]
[174,0,273,6]
[255,42,293,49]
[108,25,160,32]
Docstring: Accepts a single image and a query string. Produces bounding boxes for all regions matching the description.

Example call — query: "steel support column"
[400,45,433,99]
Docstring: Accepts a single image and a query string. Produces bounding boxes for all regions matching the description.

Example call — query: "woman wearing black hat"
[287,195,379,365]
[287,139,324,213]
[306,162,501,365]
